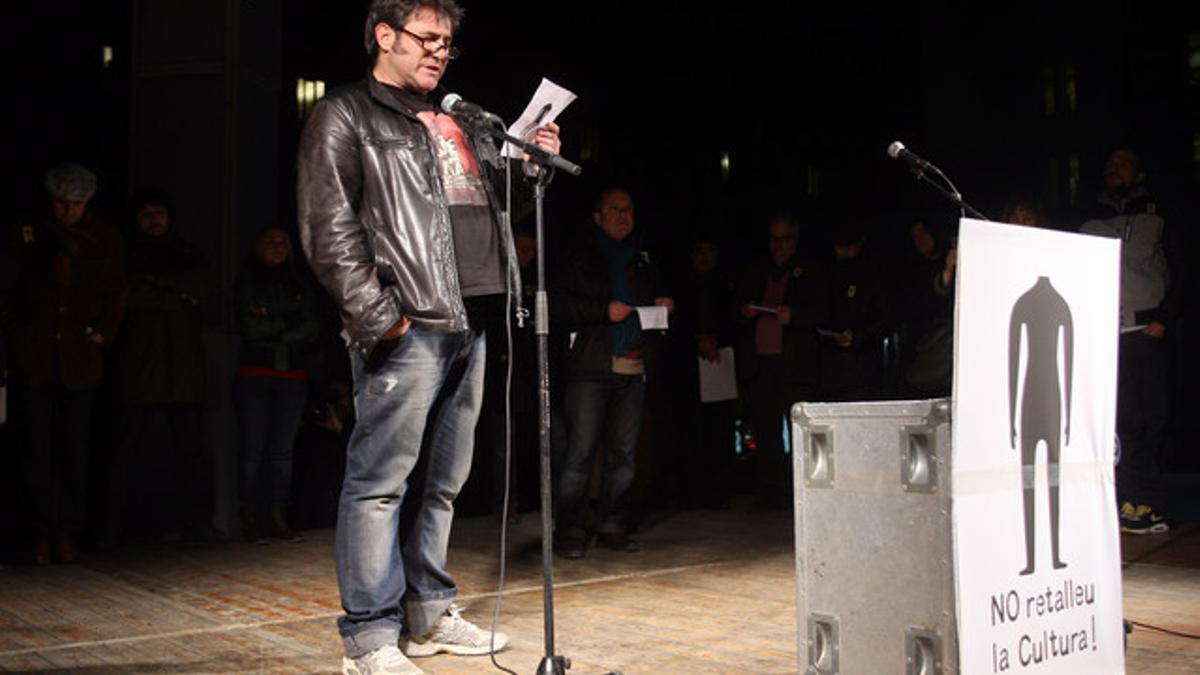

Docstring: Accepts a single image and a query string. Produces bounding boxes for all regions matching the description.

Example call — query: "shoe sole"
[342,655,424,675]
[1121,524,1169,535]
[403,633,509,657]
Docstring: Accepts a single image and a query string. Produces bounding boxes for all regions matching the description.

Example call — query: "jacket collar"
[365,71,448,121]
[1097,184,1150,215]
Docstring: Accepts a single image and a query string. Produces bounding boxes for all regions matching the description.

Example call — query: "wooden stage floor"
[1,509,1197,673]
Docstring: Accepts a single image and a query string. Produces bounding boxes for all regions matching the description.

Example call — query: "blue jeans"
[336,326,485,659]
[557,374,645,536]
[234,376,308,507]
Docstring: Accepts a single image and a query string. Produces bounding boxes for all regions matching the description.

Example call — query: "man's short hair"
[593,187,632,214]
[128,185,175,221]
[364,0,464,59]
[1107,146,1142,171]
[44,162,97,202]
[766,213,799,233]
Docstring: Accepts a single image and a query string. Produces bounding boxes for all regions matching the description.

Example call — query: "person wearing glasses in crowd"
[296,1,561,673]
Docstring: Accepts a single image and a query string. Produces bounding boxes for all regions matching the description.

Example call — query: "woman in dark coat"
[233,227,320,542]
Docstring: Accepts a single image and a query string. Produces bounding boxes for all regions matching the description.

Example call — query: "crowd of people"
[0,164,337,563]
[1,148,1178,560]
[1,147,1182,542]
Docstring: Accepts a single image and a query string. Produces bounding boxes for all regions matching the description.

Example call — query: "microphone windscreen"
[440,92,462,114]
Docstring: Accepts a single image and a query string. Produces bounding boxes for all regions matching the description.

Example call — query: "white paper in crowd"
[635,306,668,330]
[952,218,1125,674]
[502,78,577,158]
[698,347,737,402]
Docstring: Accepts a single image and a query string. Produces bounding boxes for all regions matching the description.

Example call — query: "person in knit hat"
[1,162,126,564]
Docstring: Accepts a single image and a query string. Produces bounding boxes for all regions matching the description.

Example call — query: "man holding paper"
[297,0,562,672]
[737,215,828,509]
[551,187,673,558]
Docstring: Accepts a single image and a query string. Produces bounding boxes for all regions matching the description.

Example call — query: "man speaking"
[297,1,561,672]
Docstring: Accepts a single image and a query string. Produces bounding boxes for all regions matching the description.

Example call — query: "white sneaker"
[403,604,510,657]
[342,645,424,675]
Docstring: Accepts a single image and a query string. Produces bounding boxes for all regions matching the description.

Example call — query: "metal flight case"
[792,398,956,675]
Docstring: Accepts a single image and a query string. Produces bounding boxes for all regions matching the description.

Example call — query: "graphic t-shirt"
[385,85,504,297]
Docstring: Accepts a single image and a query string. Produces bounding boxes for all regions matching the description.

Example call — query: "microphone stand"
[904,163,988,221]
[467,119,582,178]
[460,118,617,675]
[530,167,576,675]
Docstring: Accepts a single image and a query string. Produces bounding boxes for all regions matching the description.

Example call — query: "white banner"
[952,219,1125,674]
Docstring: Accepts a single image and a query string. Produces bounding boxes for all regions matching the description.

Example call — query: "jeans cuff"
[341,625,399,660]
[403,591,457,637]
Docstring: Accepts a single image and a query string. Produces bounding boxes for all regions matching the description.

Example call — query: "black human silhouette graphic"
[1008,276,1074,576]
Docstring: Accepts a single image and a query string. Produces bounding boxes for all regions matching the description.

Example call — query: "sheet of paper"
[747,304,778,314]
[699,347,737,403]
[635,305,669,330]
[502,78,577,158]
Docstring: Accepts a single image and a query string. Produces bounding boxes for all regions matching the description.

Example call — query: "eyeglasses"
[397,26,459,60]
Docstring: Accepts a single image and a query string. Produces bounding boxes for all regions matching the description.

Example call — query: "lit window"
[720,152,731,179]
[1043,66,1056,116]
[102,46,113,68]
[1068,153,1081,207]
[296,78,326,120]
[579,128,599,162]
[1046,157,1060,209]
[1190,31,1200,86]
[1064,63,1077,113]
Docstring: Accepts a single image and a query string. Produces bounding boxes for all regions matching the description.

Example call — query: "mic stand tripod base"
[537,655,622,675]
[537,655,569,675]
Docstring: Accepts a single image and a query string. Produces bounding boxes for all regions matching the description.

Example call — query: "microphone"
[887,140,984,217]
[441,93,502,125]
[887,141,936,173]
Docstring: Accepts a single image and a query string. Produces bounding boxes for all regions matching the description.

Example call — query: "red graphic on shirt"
[416,111,488,207]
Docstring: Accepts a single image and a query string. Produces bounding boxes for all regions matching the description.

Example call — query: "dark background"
[5,1,1199,534]
[13,2,1200,250]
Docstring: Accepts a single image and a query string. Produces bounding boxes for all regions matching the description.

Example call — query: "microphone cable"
[1127,621,1200,640]
[488,119,520,675]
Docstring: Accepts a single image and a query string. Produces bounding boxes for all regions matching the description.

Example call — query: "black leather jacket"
[297,76,521,358]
